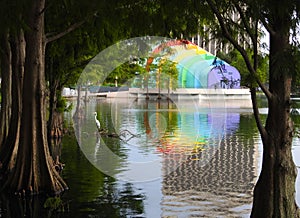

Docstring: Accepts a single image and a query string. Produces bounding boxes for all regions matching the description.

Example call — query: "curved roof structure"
[147,39,240,89]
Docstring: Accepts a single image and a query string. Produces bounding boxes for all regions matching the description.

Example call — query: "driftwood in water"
[97,128,140,141]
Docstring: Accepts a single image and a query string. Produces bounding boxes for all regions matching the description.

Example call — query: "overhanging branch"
[260,14,276,36]
[206,0,272,100]
[250,87,267,137]
[233,1,256,44]
[45,20,85,44]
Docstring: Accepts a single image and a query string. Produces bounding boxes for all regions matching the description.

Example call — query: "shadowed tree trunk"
[47,79,63,140]
[0,31,12,149]
[46,54,65,141]
[0,30,25,174]
[1,0,67,195]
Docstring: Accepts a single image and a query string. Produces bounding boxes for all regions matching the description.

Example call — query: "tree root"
[53,156,65,173]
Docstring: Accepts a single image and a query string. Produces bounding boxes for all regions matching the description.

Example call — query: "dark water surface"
[0,98,299,217]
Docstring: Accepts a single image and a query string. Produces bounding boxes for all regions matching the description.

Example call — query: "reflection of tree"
[60,134,145,217]
[144,101,151,134]
[61,134,105,203]
[90,182,145,218]
[165,102,178,134]
[0,193,48,217]
[72,100,126,182]
[0,137,66,217]
[141,100,178,145]
[94,101,127,158]
[234,114,260,145]
[0,133,145,218]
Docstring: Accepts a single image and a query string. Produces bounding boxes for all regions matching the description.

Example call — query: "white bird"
[94,112,101,130]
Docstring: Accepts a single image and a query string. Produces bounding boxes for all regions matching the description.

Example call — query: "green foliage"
[42,0,216,98]
[104,60,146,86]
[160,59,178,78]
[218,49,269,87]
[0,0,28,35]
[158,58,179,89]
[45,26,100,89]
[144,56,179,90]
[56,95,73,113]
[110,0,211,38]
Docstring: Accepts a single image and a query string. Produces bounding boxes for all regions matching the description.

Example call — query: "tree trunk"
[74,84,82,118]
[0,30,12,149]
[49,111,63,139]
[84,85,88,102]
[167,77,171,100]
[2,0,67,195]
[157,72,161,100]
[0,30,25,174]
[47,81,62,139]
[46,54,65,141]
[47,55,56,134]
[251,25,300,218]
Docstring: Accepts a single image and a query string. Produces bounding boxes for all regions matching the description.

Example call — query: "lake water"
[0,97,299,217]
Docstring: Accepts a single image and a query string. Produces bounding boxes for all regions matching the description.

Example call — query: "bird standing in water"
[94,112,101,130]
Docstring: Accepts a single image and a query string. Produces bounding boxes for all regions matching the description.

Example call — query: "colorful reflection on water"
[0,98,299,217]
[71,98,259,217]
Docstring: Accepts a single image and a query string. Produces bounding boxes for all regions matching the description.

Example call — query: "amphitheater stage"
[120,88,252,100]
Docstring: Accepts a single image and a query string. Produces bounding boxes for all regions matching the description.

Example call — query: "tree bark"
[46,54,65,141]
[251,23,299,218]
[2,0,67,195]
[251,87,299,218]
[0,30,25,174]
[47,80,62,139]
[0,30,12,149]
